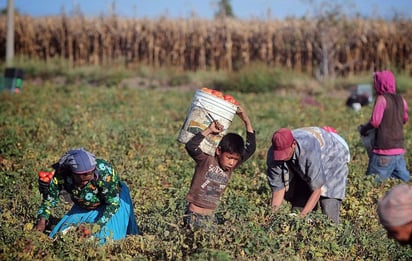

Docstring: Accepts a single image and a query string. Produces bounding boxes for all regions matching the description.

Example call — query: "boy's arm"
[185,132,206,157]
[185,121,224,157]
[243,131,256,161]
[237,106,254,133]
[237,106,256,161]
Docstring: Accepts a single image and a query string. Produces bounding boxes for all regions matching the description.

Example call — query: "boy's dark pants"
[183,207,218,230]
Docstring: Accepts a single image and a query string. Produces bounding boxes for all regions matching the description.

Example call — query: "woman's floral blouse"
[37,159,121,227]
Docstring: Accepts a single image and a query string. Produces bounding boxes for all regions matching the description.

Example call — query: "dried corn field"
[1,15,412,76]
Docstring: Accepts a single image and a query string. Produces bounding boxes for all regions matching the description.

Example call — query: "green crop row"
[0,69,412,260]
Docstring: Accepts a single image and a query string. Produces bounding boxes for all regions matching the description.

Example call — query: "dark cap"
[272,128,294,161]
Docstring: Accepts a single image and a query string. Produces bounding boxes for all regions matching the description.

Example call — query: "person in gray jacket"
[266,127,350,224]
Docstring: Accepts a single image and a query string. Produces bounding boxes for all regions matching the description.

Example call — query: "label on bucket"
[178,89,238,156]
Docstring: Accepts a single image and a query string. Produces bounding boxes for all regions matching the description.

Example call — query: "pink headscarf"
[373,70,396,95]
[377,184,412,227]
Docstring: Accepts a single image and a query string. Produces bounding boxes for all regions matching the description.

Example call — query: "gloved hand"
[38,179,50,198]
[38,171,54,198]
[359,123,373,136]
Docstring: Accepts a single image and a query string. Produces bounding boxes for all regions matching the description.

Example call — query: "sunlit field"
[1,78,412,260]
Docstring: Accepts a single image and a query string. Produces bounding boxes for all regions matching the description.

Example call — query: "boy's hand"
[236,105,254,133]
[209,121,224,134]
[236,106,247,120]
[201,120,224,136]
[236,105,251,124]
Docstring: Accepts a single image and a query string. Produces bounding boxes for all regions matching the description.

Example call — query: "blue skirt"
[49,181,140,244]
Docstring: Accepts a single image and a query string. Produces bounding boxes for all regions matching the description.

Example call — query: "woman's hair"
[218,133,244,155]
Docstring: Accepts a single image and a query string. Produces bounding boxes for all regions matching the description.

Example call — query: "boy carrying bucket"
[183,105,256,229]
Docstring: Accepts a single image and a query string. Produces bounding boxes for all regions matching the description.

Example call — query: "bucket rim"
[195,89,238,111]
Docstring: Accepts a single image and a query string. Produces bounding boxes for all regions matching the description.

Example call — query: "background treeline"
[0,15,412,79]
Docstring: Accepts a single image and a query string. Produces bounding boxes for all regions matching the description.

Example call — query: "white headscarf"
[377,184,412,227]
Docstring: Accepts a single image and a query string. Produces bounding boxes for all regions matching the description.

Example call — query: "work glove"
[38,171,54,198]
[38,179,50,198]
[359,123,373,136]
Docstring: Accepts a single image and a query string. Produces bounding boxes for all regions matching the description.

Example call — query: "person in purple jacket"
[359,70,410,182]
[183,106,256,230]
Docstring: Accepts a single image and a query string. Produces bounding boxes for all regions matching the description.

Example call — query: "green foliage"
[394,73,412,94]
[213,62,315,93]
[1,69,412,260]
[215,0,235,19]
[2,56,135,88]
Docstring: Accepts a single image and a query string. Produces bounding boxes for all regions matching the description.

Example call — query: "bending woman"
[34,148,140,244]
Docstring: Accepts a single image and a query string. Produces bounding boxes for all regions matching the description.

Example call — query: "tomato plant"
[1,78,412,260]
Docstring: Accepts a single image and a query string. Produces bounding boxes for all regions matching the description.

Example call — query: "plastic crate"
[3,68,24,93]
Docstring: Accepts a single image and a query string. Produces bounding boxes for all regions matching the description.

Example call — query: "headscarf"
[57,148,96,174]
[373,70,396,95]
[377,184,412,227]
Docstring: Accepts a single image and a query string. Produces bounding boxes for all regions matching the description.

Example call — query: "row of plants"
[3,57,412,94]
[1,62,412,259]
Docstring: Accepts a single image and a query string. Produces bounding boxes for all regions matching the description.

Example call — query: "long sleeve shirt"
[266,127,349,200]
[185,131,256,210]
[37,159,121,227]
[370,95,408,155]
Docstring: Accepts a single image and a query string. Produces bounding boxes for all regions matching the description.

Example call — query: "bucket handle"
[195,98,217,123]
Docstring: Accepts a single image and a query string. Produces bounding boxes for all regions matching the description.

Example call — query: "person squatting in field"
[378,184,412,247]
[266,127,350,224]
[359,70,410,182]
[34,148,140,244]
[183,105,256,229]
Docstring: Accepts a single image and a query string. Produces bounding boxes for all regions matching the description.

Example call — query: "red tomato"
[223,94,239,105]
[83,228,91,236]
[212,90,224,99]
[38,171,48,178]
[41,176,51,183]
[47,171,55,178]
[223,94,234,101]
[201,87,213,94]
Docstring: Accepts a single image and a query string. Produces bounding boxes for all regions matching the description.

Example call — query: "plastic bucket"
[3,68,24,93]
[177,89,238,156]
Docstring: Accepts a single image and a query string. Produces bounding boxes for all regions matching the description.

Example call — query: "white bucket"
[177,89,238,156]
